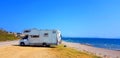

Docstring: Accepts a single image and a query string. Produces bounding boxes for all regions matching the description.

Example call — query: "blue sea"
[62,37,120,51]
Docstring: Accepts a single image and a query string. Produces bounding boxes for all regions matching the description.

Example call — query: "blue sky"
[0,0,120,38]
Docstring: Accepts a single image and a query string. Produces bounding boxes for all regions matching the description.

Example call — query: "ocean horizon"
[62,37,120,51]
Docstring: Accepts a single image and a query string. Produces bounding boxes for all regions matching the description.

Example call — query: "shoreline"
[62,41,120,58]
[63,41,120,51]
[79,43,120,51]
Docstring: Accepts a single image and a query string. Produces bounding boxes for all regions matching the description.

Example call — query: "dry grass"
[0,30,18,41]
[0,45,101,58]
[51,45,101,58]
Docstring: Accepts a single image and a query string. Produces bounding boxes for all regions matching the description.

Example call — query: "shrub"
[0,29,18,41]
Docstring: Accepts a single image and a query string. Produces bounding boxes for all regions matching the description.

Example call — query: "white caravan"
[19,29,62,46]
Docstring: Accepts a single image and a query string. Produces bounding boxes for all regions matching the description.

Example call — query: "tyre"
[42,43,47,47]
[20,42,25,46]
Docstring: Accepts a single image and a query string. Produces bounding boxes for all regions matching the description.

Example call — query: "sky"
[0,0,120,38]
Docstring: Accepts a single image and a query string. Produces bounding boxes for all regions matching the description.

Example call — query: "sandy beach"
[0,40,120,58]
[63,41,120,58]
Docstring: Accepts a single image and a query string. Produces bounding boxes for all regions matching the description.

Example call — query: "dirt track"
[0,40,18,47]
[0,41,57,58]
[0,46,59,58]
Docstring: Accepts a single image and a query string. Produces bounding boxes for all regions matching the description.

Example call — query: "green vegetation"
[0,29,18,41]
[52,45,101,58]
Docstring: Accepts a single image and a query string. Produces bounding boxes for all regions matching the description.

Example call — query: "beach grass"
[51,44,101,58]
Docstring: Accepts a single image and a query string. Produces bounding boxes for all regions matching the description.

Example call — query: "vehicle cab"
[19,35,29,46]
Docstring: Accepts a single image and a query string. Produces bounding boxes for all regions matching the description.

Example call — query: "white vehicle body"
[19,29,62,46]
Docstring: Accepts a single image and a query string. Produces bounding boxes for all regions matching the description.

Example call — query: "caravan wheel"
[42,43,47,47]
[20,42,25,46]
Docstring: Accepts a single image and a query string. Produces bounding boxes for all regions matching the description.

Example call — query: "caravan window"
[31,35,39,38]
[44,33,48,37]
[53,31,56,33]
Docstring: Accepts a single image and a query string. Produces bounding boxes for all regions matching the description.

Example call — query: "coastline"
[62,41,120,58]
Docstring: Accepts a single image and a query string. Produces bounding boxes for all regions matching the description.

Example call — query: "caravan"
[19,29,62,46]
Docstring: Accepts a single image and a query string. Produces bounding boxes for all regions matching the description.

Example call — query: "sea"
[62,37,120,51]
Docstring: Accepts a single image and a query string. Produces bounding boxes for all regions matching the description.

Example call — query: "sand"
[0,40,120,58]
[0,40,18,47]
[62,41,120,58]
[0,40,97,58]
